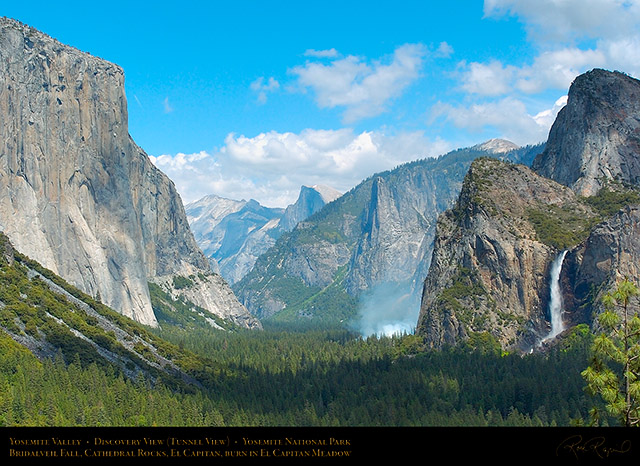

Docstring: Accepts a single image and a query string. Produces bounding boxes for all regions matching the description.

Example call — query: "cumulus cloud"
[466,0,640,98]
[149,128,450,207]
[597,36,640,77]
[291,43,428,123]
[459,60,517,96]
[514,47,608,94]
[250,76,280,104]
[441,0,640,147]
[435,41,454,58]
[430,95,567,145]
[484,0,640,43]
[459,47,610,97]
[532,95,568,130]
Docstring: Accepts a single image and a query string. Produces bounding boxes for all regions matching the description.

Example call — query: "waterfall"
[542,250,568,343]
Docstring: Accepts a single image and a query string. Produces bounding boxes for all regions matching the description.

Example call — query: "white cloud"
[150,128,450,207]
[469,0,640,97]
[457,46,614,97]
[460,60,517,96]
[484,0,640,43]
[514,47,607,94]
[250,76,280,104]
[291,43,428,123]
[431,95,566,145]
[435,41,454,58]
[597,36,640,77]
[532,95,568,129]
[304,48,339,58]
[163,96,173,113]
[443,0,640,148]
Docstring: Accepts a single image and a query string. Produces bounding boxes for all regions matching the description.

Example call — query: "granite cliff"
[418,69,640,351]
[0,18,258,329]
[532,69,640,196]
[563,203,640,329]
[279,184,342,232]
[416,158,600,350]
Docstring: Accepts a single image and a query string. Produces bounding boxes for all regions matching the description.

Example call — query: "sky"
[5,1,640,207]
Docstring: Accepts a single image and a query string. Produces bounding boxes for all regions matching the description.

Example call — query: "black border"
[2,426,639,464]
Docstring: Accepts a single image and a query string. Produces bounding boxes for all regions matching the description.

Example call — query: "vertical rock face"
[532,69,640,196]
[0,18,258,329]
[0,18,154,325]
[279,185,341,232]
[565,205,640,328]
[530,68,640,336]
[416,158,599,350]
[345,166,452,297]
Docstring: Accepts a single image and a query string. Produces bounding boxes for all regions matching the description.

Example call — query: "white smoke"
[351,282,420,337]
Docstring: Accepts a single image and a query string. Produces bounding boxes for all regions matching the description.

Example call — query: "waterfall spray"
[542,250,568,343]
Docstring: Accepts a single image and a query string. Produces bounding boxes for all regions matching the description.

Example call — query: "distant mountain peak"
[473,138,520,154]
[186,184,339,284]
[279,184,341,232]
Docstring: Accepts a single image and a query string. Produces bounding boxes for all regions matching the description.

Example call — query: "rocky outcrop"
[186,185,340,284]
[532,69,640,196]
[416,158,599,351]
[563,204,640,328]
[0,18,258,329]
[279,185,341,232]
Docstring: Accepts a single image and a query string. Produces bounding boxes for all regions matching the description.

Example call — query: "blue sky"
[5,1,640,206]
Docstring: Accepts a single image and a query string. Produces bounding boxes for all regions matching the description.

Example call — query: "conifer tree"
[582,278,640,427]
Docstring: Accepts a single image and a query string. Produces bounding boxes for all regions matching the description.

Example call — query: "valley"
[0,15,639,436]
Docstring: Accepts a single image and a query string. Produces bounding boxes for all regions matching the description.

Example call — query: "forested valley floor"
[0,316,606,427]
